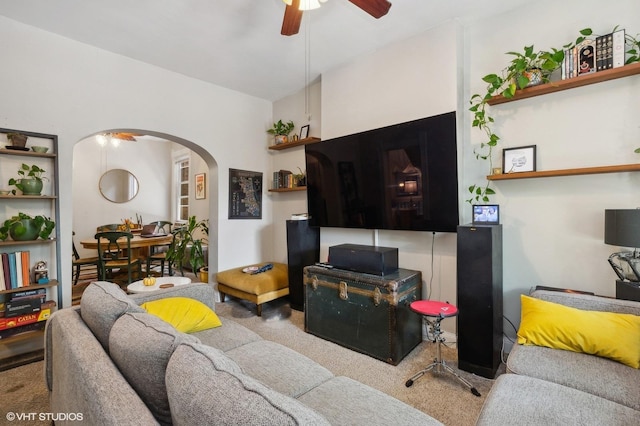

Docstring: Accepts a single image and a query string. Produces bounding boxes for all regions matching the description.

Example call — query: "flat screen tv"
[305,111,459,232]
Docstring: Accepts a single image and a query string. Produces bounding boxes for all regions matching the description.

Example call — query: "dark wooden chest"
[303,265,422,365]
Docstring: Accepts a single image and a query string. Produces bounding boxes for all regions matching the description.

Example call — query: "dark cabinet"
[286,220,320,311]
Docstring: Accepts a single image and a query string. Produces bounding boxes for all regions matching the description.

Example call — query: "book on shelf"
[0,307,51,331]
[577,39,596,75]
[273,170,293,189]
[15,251,23,288]
[1,253,9,290]
[595,33,613,71]
[0,256,4,291]
[21,251,30,287]
[8,252,17,290]
[612,28,625,68]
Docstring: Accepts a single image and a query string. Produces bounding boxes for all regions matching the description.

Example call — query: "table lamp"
[604,209,640,281]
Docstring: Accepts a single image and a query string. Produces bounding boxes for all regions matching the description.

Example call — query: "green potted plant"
[467,29,593,203]
[0,212,55,241]
[267,119,295,145]
[9,163,49,196]
[166,215,209,281]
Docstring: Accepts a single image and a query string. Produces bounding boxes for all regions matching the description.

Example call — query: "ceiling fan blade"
[348,0,392,19]
[281,0,303,36]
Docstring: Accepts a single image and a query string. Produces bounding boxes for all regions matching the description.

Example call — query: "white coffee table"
[127,276,192,293]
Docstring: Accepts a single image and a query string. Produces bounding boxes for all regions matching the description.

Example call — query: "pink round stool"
[405,300,480,397]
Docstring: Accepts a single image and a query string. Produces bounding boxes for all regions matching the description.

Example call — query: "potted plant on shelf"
[6,132,28,148]
[8,163,49,196]
[166,215,209,282]
[467,28,593,204]
[0,212,55,241]
[267,119,295,145]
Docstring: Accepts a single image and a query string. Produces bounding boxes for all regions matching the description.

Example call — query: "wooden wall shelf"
[487,164,640,180]
[0,280,58,295]
[268,186,306,192]
[268,137,320,151]
[486,62,640,106]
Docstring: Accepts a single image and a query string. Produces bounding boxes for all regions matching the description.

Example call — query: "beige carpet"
[0,296,500,426]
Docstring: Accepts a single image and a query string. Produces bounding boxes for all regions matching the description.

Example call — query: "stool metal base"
[405,357,481,397]
[405,314,481,397]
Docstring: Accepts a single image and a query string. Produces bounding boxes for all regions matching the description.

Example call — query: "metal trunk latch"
[339,281,349,300]
[373,287,382,306]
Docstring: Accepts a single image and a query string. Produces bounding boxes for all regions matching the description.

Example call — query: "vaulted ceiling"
[0,0,529,101]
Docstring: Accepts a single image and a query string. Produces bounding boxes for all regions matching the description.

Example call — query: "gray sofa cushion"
[80,281,144,351]
[297,376,443,426]
[476,374,640,426]
[109,312,199,426]
[193,316,262,351]
[225,340,334,398]
[508,343,640,411]
[166,342,331,426]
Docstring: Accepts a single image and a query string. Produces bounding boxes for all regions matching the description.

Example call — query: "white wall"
[467,0,640,344]
[271,22,462,333]
[0,16,274,307]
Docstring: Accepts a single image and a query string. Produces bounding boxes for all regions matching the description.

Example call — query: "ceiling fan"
[105,132,143,141]
[281,0,392,36]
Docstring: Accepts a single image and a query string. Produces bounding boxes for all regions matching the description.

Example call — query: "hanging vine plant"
[467,27,640,204]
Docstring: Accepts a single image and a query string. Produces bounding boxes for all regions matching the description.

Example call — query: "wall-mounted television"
[305,111,459,232]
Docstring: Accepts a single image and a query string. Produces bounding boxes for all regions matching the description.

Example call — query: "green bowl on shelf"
[31,146,49,153]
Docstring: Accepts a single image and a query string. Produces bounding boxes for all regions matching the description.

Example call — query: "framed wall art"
[228,168,263,219]
[502,145,536,174]
[300,125,310,139]
[195,173,206,199]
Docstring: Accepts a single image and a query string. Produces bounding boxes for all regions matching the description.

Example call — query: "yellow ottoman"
[215,263,289,316]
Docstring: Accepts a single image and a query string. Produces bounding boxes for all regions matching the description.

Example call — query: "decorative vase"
[8,134,28,147]
[275,135,288,145]
[9,219,40,241]
[199,266,209,283]
[20,178,43,195]
[523,68,543,87]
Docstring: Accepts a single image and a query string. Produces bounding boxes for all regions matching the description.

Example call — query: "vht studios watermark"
[5,412,84,422]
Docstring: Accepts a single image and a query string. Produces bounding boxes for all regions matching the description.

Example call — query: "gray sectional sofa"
[45,281,442,426]
[476,290,640,426]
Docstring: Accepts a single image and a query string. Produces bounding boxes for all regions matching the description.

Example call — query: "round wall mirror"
[99,169,139,203]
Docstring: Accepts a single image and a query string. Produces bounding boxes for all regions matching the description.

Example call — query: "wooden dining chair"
[72,231,100,285]
[95,231,142,286]
[146,221,173,276]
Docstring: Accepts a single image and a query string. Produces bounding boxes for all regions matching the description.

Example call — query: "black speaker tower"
[286,220,320,311]
[456,224,503,379]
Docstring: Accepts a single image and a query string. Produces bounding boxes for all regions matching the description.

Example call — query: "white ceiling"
[0,0,529,101]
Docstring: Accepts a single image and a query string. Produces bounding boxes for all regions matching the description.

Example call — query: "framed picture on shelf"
[300,125,310,140]
[502,145,536,174]
[195,173,206,199]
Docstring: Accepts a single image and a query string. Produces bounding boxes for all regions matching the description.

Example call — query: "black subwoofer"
[456,224,503,379]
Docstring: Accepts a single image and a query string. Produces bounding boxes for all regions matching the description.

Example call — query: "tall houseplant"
[166,216,209,279]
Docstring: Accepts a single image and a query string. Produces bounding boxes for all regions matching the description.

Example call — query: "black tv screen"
[305,111,459,232]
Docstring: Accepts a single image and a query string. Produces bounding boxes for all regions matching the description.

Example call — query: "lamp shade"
[604,209,640,248]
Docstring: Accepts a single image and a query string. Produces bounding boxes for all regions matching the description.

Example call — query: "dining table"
[80,234,174,260]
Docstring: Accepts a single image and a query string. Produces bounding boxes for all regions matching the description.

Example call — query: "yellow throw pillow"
[518,294,640,368]
[141,297,222,333]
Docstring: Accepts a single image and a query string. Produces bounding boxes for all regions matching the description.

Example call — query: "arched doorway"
[71,129,218,301]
